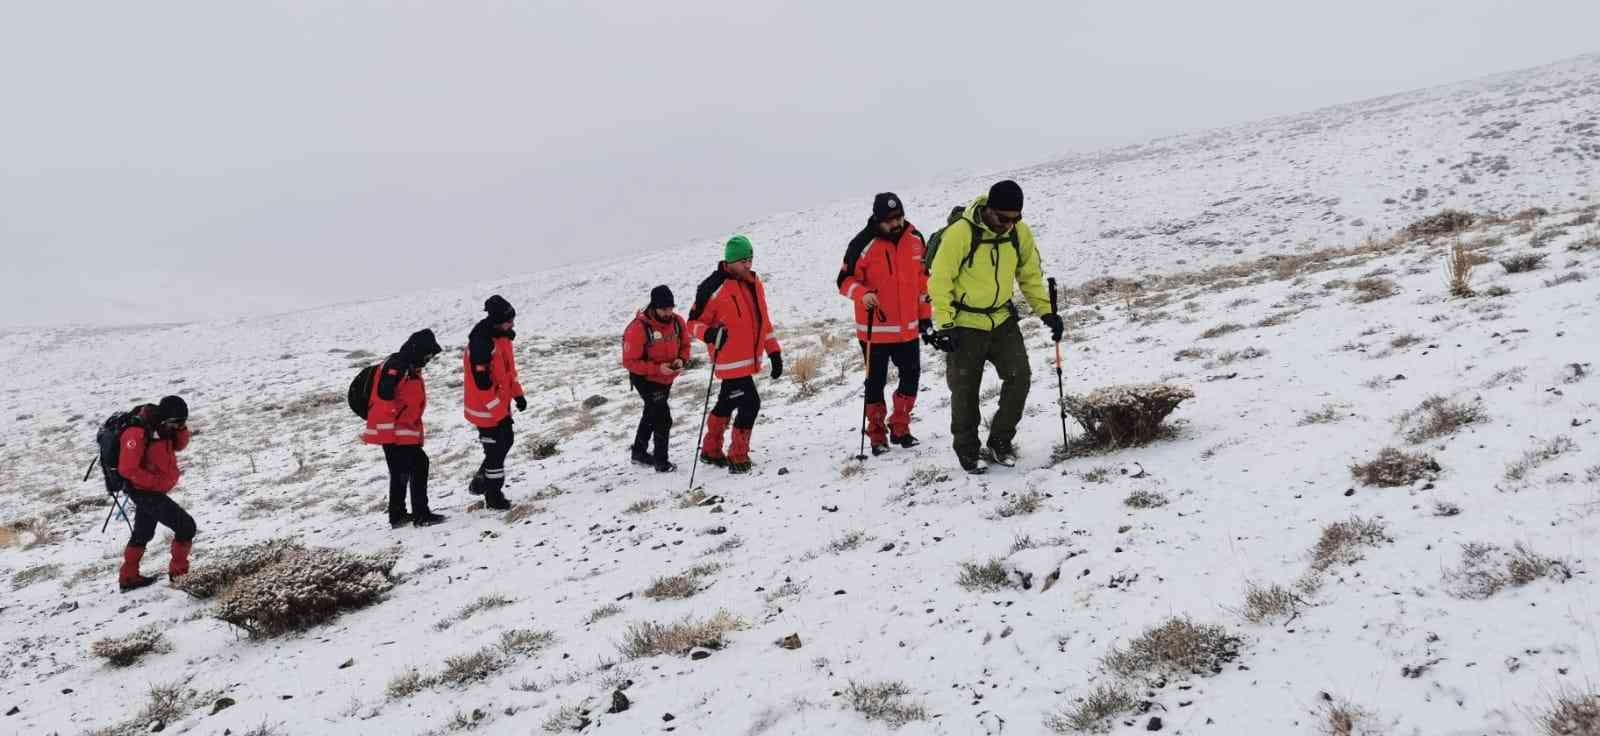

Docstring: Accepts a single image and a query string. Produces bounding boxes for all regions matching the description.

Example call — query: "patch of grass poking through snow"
[1445,542,1572,599]
[643,563,721,600]
[583,604,623,625]
[85,680,222,736]
[434,593,514,631]
[208,545,401,638]
[1310,517,1389,571]
[1239,582,1303,624]
[1350,447,1440,487]
[1102,617,1243,680]
[1500,252,1548,273]
[957,559,1018,592]
[624,498,659,514]
[498,628,556,657]
[1044,684,1137,734]
[993,492,1043,518]
[845,681,928,728]
[1123,490,1168,509]
[10,562,61,590]
[678,489,708,508]
[1349,277,1399,303]
[1319,697,1378,736]
[90,625,169,667]
[1061,383,1194,451]
[438,647,504,687]
[1199,323,1244,339]
[1395,395,1486,443]
[617,610,743,659]
[1538,688,1600,736]
[503,502,546,524]
[905,466,949,487]
[1505,435,1578,482]
[1298,403,1346,426]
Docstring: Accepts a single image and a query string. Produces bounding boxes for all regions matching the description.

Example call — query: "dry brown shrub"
[846,681,928,728]
[618,610,743,659]
[1103,617,1242,680]
[1394,395,1486,444]
[1350,447,1440,487]
[1538,688,1600,736]
[1350,277,1399,303]
[1044,685,1136,734]
[1445,542,1571,599]
[1062,384,1193,450]
[1500,253,1548,273]
[1445,241,1476,297]
[1404,209,1476,239]
[1310,516,1389,570]
[90,625,168,667]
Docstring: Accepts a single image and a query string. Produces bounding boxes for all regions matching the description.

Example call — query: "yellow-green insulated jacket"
[927,195,1052,330]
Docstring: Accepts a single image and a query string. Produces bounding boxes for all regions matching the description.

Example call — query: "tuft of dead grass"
[1102,617,1242,680]
[1445,542,1572,599]
[993,492,1043,518]
[1505,435,1577,482]
[1043,685,1137,734]
[643,563,722,600]
[1061,383,1193,451]
[1404,209,1476,239]
[1349,277,1399,303]
[1123,490,1168,509]
[1298,403,1346,426]
[434,593,514,631]
[1199,323,1245,339]
[584,604,623,625]
[846,681,928,728]
[1537,688,1600,736]
[1239,581,1303,624]
[1500,253,1548,273]
[1444,240,1477,297]
[1310,516,1389,571]
[90,625,169,667]
[618,610,743,659]
[1318,697,1377,736]
[957,559,1016,592]
[1350,447,1440,487]
[1394,395,1486,444]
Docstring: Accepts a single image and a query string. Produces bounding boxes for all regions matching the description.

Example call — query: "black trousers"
[860,339,921,404]
[473,418,514,501]
[630,374,673,460]
[125,490,196,548]
[711,376,761,429]
[381,444,431,517]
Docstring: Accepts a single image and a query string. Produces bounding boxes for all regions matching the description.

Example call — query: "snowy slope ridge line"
[1,59,1599,735]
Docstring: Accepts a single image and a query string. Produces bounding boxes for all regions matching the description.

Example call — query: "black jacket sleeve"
[835,225,875,290]
[689,270,726,323]
[467,321,495,391]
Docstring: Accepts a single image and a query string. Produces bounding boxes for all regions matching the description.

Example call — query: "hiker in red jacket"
[363,329,444,528]
[688,235,782,474]
[117,395,195,592]
[837,192,931,456]
[464,295,525,511]
[621,285,692,472]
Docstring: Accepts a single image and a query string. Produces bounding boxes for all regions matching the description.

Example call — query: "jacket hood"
[399,329,443,362]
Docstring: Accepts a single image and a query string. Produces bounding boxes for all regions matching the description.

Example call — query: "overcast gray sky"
[3,0,1596,327]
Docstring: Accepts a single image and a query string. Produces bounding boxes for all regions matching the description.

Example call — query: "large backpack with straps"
[95,410,147,495]
[347,363,379,419]
[635,314,683,358]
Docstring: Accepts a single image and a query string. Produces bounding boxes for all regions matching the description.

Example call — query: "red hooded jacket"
[117,406,189,493]
[622,310,692,385]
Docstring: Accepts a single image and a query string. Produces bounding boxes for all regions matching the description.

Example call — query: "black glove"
[514,395,528,412]
[1041,313,1065,343]
[928,329,959,354]
[704,326,728,350]
[918,318,934,337]
[769,352,783,380]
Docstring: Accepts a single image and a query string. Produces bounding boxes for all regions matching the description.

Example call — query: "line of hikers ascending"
[617,179,1065,476]
[94,178,1064,592]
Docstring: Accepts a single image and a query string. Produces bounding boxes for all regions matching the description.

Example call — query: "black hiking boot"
[700,452,728,468]
[959,456,989,475]
[388,513,413,529]
[891,433,920,448]
[654,460,677,473]
[727,459,753,474]
[982,443,1017,467]
[631,448,654,467]
[119,574,162,593]
[467,477,484,496]
[413,511,447,527]
[871,442,891,457]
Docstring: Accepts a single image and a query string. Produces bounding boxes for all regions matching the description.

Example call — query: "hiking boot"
[388,513,413,529]
[891,433,920,448]
[484,493,512,511]
[700,451,728,468]
[654,460,677,473]
[467,478,484,496]
[413,511,447,527]
[119,574,162,593]
[630,448,654,467]
[982,443,1017,467]
[871,442,891,457]
[727,459,753,474]
[959,456,989,475]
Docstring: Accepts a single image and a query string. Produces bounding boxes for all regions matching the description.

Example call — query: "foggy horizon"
[3,1,1597,328]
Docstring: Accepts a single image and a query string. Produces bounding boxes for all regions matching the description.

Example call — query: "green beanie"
[724,234,754,263]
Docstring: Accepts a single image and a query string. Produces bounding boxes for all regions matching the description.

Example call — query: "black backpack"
[95,410,147,494]
[347,364,379,419]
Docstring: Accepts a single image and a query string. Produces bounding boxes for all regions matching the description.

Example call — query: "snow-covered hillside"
[3,55,1600,736]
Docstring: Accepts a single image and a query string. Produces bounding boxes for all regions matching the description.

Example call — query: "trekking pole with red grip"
[854,306,881,461]
[1048,277,1069,450]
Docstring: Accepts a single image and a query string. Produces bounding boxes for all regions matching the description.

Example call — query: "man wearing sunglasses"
[926,180,1065,474]
[116,395,197,591]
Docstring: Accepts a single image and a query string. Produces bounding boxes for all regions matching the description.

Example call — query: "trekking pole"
[855,306,880,461]
[82,455,99,483]
[687,344,718,492]
[1047,278,1069,451]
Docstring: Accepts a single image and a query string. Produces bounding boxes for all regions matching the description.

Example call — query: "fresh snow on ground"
[3,54,1600,736]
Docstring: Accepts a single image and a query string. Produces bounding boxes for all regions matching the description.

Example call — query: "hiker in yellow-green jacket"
[926,180,1064,474]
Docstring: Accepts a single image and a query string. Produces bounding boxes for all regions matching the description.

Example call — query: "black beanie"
[988,180,1024,211]
[401,329,443,360]
[484,294,516,322]
[649,285,675,310]
[157,395,188,423]
[872,192,905,221]
[947,206,965,225]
